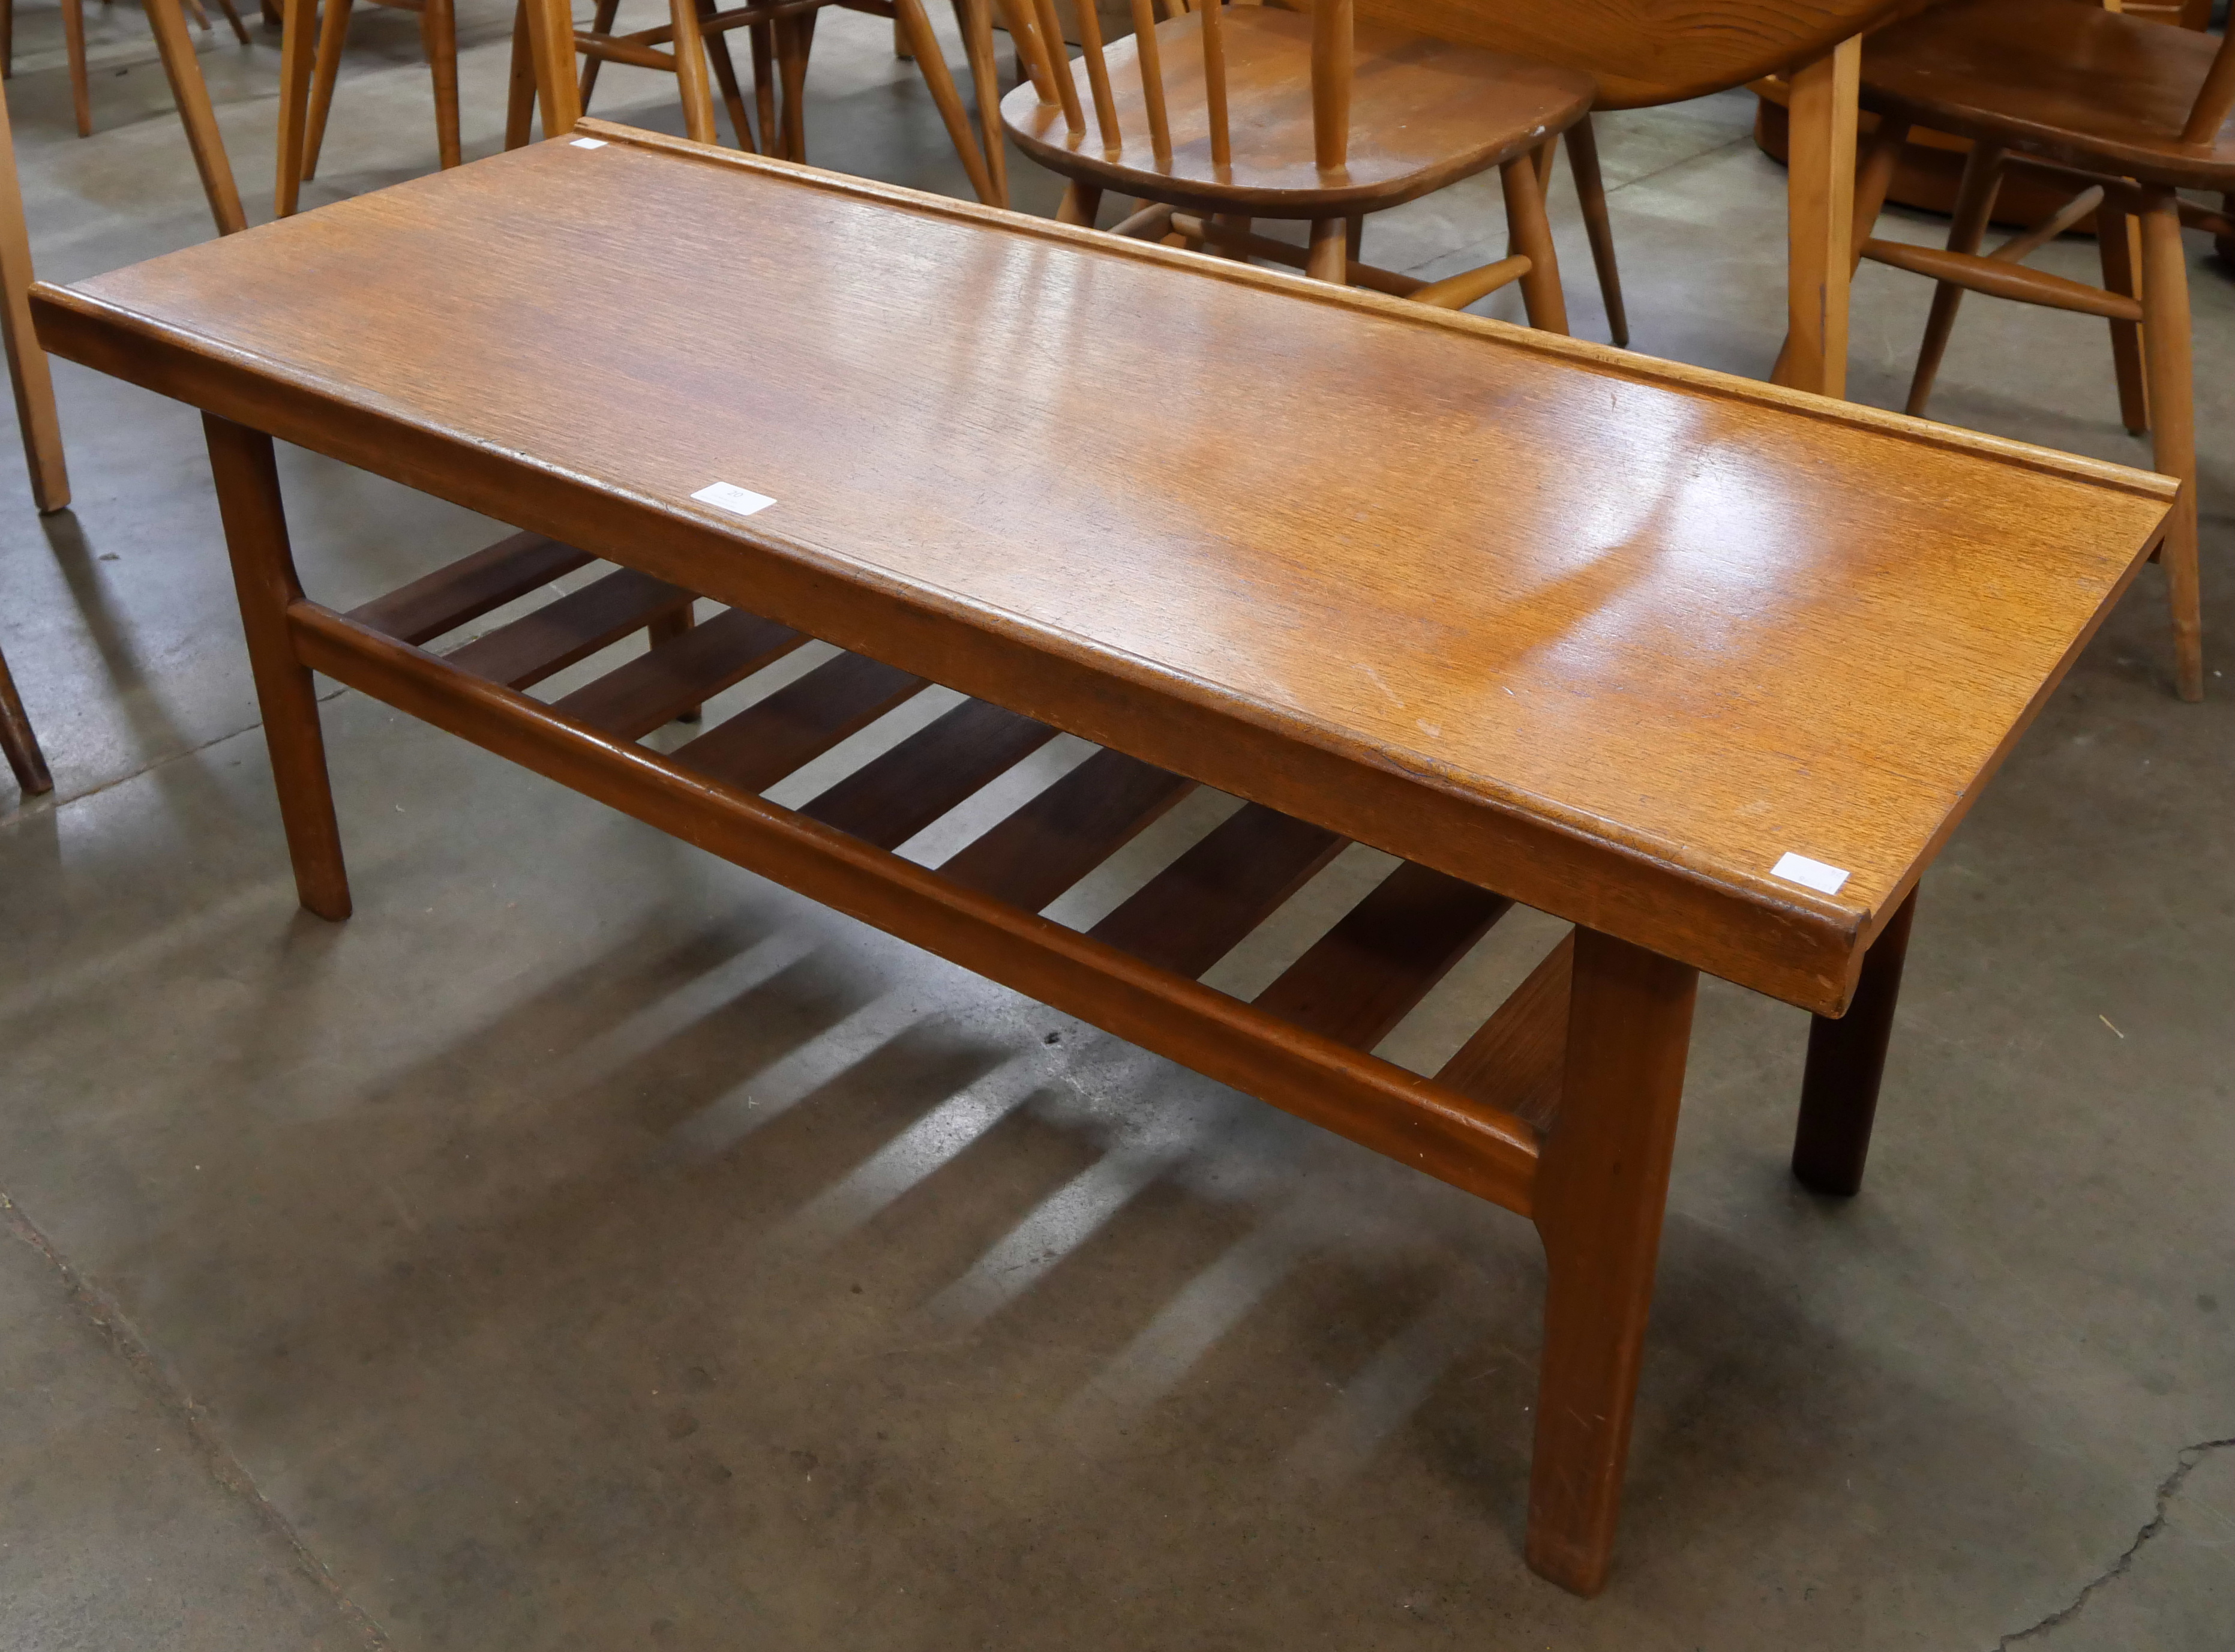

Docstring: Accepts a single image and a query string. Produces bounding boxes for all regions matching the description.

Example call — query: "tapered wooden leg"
[896,0,996,205]
[700,0,754,152]
[749,19,777,153]
[953,0,1006,208]
[1904,140,2005,418]
[62,0,91,136]
[1500,154,1570,335]
[1776,36,1859,398]
[775,8,812,161]
[2099,200,2149,436]
[504,0,536,149]
[145,0,247,233]
[211,0,250,43]
[422,0,460,167]
[1056,181,1101,226]
[203,415,351,921]
[1306,217,1346,284]
[1793,886,1915,1196]
[299,0,353,185]
[646,605,701,722]
[0,79,69,511]
[579,0,619,104]
[1769,114,1907,385]
[1563,115,1626,347]
[1345,213,1363,260]
[670,0,718,145]
[523,0,582,137]
[1526,928,1696,1596]
[2,0,13,82]
[2138,188,2203,702]
[0,645,53,797]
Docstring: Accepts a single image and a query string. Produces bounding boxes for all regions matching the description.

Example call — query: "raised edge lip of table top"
[27,121,2176,1016]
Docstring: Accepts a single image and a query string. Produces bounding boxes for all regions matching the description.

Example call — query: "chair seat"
[1000,6,1594,217]
[1862,0,2235,190]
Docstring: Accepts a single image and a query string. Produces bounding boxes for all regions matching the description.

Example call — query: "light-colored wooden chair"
[1,0,248,138]
[1849,0,2230,700]
[287,0,462,199]
[507,0,1007,205]
[1000,0,1604,332]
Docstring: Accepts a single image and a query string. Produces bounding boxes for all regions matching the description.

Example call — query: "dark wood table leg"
[1792,886,1916,1196]
[1525,927,1697,1596]
[0,643,53,796]
[204,415,353,921]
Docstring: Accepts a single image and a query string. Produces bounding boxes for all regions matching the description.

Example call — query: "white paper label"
[1771,852,1850,896]
[571,137,608,149]
[691,481,777,518]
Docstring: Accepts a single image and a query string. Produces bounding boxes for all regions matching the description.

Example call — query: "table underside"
[314,522,1562,1218]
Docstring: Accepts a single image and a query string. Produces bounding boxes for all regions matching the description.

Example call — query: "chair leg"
[578,0,617,105]
[0,644,52,797]
[750,20,777,154]
[775,8,814,161]
[1563,115,1627,347]
[893,0,997,204]
[301,0,355,184]
[1306,217,1346,283]
[144,0,247,233]
[2099,200,2149,436]
[1905,140,2005,418]
[422,0,460,167]
[62,0,91,137]
[504,0,536,149]
[211,0,250,43]
[699,0,754,152]
[1500,152,1570,335]
[2138,187,2203,702]
[668,0,719,145]
[1526,929,1697,1596]
[2,0,13,82]
[0,77,69,511]
[1055,181,1101,226]
[953,0,1007,208]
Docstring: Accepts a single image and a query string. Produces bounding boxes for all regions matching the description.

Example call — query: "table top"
[32,123,2171,1015]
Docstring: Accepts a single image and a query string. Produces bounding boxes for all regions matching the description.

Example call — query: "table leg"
[204,415,352,921]
[143,0,247,235]
[1526,927,1697,1596]
[0,79,67,511]
[1792,886,1915,1196]
[1773,34,1859,398]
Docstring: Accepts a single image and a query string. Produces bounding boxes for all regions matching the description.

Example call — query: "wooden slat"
[442,568,693,690]
[347,530,592,646]
[290,600,1543,1215]
[671,652,926,794]
[800,698,1059,849]
[1089,805,1345,979]
[1254,862,1513,1050]
[940,747,1197,911]
[1435,931,1573,1134]
[551,607,806,739]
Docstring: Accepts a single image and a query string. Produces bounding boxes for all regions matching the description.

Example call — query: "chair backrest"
[1005,0,1359,173]
[1349,0,1931,108]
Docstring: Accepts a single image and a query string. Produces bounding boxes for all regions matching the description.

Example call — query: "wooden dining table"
[29,124,2170,1593]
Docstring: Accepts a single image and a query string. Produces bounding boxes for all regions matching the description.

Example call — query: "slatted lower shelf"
[325,529,1572,1214]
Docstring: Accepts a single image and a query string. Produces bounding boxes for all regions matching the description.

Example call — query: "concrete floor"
[1,2,2231,1647]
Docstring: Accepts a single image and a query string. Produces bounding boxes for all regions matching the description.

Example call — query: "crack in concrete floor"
[1993,1436,2235,1649]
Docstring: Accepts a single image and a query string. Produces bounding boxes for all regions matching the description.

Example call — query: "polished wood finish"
[1793,885,1915,1195]
[34,134,2171,1595]
[1856,0,2225,698]
[0,76,66,511]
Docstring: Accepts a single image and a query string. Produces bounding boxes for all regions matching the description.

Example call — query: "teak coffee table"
[31,123,2172,1596]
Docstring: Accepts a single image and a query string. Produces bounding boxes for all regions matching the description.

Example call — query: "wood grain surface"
[32,127,2171,1013]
